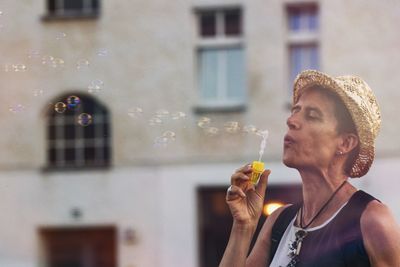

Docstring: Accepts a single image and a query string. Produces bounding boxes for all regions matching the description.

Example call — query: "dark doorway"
[197,184,302,267]
[40,226,117,267]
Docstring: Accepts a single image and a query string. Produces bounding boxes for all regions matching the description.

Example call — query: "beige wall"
[1,0,400,167]
[1,0,400,266]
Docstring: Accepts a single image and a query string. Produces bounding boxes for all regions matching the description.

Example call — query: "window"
[289,44,319,85]
[45,0,100,19]
[47,94,111,169]
[195,8,246,112]
[287,5,318,32]
[287,4,319,90]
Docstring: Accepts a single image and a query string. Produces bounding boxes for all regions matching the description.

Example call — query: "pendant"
[294,229,308,256]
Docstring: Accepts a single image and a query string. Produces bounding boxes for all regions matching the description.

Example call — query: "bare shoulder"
[361,200,399,233]
[361,200,400,265]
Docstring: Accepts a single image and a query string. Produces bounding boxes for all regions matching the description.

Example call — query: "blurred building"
[0,0,400,266]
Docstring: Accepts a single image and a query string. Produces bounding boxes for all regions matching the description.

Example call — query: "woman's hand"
[226,164,271,229]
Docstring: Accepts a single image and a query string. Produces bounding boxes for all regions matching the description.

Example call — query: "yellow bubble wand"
[250,130,269,184]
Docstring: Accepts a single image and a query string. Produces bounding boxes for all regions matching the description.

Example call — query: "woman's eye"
[307,111,319,120]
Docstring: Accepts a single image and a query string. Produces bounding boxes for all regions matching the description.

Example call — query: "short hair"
[304,86,359,176]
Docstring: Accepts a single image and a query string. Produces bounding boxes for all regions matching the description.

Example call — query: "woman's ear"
[337,133,359,154]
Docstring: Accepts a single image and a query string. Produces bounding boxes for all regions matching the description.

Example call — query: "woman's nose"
[286,114,300,130]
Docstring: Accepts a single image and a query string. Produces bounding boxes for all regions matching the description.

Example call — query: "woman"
[220,70,400,267]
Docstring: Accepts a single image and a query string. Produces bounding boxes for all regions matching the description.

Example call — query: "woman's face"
[283,88,342,172]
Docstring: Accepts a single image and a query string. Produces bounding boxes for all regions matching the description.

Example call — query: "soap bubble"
[8,104,25,113]
[197,117,211,128]
[54,102,66,113]
[204,127,219,136]
[97,48,108,57]
[76,59,90,70]
[162,130,176,140]
[243,124,258,134]
[50,58,65,68]
[41,55,64,68]
[171,111,186,120]
[33,89,44,97]
[27,50,40,59]
[12,64,27,72]
[154,131,176,148]
[55,32,67,40]
[66,95,81,110]
[155,109,170,118]
[127,107,143,118]
[41,55,55,65]
[77,113,93,126]
[153,136,169,148]
[88,79,104,94]
[224,121,240,134]
[149,117,163,125]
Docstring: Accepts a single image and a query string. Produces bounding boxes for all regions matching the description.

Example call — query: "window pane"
[308,11,318,31]
[290,46,302,83]
[84,124,96,139]
[288,5,318,32]
[103,146,110,163]
[226,48,246,99]
[91,0,99,11]
[64,0,84,11]
[65,124,76,140]
[103,123,110,138]
[310,46,319,69]
[288,9,301,31]
[200,13,216,37]
[49,125,56,140]
[289,45,319,83]
[224,9,241,36]
[65,148,76,162]
[85,147,96,160]
[48,0,56,13]
[199,49,218,100]
[48,148,57,164]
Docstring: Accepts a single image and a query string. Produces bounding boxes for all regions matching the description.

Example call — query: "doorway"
[40,226,117,267]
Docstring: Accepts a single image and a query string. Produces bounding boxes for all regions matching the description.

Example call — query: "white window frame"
[195,7,247,110]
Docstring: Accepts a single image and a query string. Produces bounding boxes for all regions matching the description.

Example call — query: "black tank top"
[269,190,378,267]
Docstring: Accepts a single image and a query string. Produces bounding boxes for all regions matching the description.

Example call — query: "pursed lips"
[284,134,295,147]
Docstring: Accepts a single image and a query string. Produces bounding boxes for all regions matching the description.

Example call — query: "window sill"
[194,103,246,114]
[41,163,111,173]
[42,12,99,22]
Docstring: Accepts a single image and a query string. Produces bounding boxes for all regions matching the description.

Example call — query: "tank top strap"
[269,203,301,265]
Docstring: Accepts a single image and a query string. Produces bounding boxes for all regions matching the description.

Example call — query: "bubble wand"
[250,130,269,184]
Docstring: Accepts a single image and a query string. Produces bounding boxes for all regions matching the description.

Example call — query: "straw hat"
[293,70,381,178]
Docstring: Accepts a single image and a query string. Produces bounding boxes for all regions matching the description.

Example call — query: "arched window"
[47,93,111,169]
